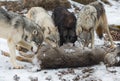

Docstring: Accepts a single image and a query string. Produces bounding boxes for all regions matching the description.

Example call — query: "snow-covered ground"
[0,0,120,81]
[105,0,120,25]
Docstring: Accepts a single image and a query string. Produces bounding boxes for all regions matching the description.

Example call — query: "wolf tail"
[96,25,103,39]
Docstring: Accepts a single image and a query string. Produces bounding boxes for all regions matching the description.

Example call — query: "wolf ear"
[29,11,35,18]
[33,30,38,35]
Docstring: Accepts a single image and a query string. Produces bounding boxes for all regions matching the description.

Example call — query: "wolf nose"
[31,45,38,53]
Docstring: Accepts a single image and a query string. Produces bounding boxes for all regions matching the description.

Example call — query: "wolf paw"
[13,65,24,69]
[110,44,116,48]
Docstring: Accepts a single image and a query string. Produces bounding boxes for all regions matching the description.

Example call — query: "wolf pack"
[0,1,115,69]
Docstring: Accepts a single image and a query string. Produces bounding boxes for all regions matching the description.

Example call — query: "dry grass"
[72,0,111,5]
[0,0,71,12]
[72,0,96,5]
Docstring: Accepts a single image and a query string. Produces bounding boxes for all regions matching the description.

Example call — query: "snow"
[0,0,120,81]
[105,0,120,25]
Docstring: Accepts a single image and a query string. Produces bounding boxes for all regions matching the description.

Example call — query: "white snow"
[0,0,120,81]
[64,49,75,53]
[105,0,120,25]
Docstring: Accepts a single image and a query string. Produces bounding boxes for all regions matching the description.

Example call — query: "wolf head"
[79,30,92,47]
[44,27,60,47]
[23,24,44,52]
[62,29,77,45]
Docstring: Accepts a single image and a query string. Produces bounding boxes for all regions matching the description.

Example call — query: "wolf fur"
[26,7,60,47]
[52,6,77,46]
[0,8,44,69]
[76,1,114,48]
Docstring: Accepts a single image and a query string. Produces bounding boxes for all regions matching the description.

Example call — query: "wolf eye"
[51,39,55,42]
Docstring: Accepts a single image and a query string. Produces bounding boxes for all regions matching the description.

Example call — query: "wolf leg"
[7,39,23,69]
[84,41,90,47]
[106,26,115,48]
[103,13,115,48]
[91,29,94,48]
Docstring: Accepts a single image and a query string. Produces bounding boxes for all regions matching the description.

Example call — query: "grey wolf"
[0,8,44,69]
[26,7,60,47]
[52,6,77,46]
[76,1,114,48]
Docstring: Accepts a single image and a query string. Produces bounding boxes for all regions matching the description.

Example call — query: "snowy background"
[0,0,120,81]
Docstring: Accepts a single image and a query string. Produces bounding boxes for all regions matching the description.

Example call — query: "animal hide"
[2,44,120,70]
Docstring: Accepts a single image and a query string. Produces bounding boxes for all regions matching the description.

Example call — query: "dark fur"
[52,6,77,46]
[90,2,105,20]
